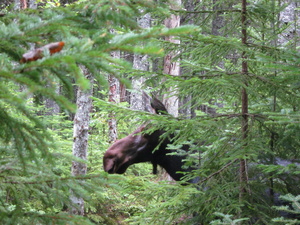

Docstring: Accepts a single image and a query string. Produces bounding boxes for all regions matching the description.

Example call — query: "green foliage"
[91,0,300,224]
[1,0,300,224]
[272,194,300,224]
[210,213,249,225]
[0,0,199,224]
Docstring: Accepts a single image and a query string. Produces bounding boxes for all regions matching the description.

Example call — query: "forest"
[0,0,299,224]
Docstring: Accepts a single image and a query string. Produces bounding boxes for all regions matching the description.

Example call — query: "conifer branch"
[172,9,241,14]
[2,174,105,185]
[198,159,239,184]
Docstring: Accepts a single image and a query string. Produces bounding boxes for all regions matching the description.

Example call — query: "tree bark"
[20,0,27,9]
[163,0,181,117]
[44,84,60,115]
[278,1,300,47]
[70,66,93,215]
[212,0,224,36]
[108,49,120,143]
[131,13,150,111]
[160,0,181,181]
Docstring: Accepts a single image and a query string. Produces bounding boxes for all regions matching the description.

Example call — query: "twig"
[199,159,239,184]
[172,9,241,14]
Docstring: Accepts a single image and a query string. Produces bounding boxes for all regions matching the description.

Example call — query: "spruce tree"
[117,0,300,223]
[0,0,197,223]
[1,0,298,224]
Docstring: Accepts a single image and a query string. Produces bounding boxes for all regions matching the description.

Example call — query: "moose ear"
[150,96,168,115]
[142,91,168,115]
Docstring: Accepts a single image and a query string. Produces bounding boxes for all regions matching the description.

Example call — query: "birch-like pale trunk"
[131,13,150,111]
[160,0,181,182]
[278,1,300,47]
[108,49,120,143]
[70,67,93,215]
[163,0,181,117]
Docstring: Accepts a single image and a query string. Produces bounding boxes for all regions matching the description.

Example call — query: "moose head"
[103,95,191,182]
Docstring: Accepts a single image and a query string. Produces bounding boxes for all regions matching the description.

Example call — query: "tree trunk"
[44,82,60,115]
[131,13,150,111]
[20,0,27,9]
[13,0,25,10]
[178,0,198,118]
[161,0,181,181]
[212,0,224,36]
[70,66,93,215]
[239,0,248,202]
[278,1,300,47]
[108,49,120,143]
[28,0,36,9]
[163,0,181,117]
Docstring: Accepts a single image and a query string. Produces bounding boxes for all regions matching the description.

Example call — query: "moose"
[103,94,193,182]
[103,94,300,220]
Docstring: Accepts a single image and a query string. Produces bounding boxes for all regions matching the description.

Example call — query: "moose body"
[103,95,191,182]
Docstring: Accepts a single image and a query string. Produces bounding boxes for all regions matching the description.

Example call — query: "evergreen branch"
[22,212,91,224]
[2,173,107,185]
[210,113,267,120]
[172,9,241,14]
[249,73,300,98]
[247,43,300,59]
[198,159,239,184]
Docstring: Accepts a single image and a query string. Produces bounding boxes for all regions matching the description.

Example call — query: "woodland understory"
[0,0,299,224]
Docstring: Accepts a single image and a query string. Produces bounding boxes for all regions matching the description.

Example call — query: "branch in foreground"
[198,159,239,184]
[2,173,109,185]
[173,9,241,14]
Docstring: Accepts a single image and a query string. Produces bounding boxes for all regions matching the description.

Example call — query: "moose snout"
[103,157,116,174]
[107,165,114,174]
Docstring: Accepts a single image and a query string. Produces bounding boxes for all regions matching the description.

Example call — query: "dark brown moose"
[103,95,191,182]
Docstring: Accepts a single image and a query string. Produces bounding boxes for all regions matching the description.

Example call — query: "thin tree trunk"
[108,49,120,143]
[161,0,181,182]
[212,0,224,36]
[179,0,197,118]
[163,0,181,117]
[44,82,60,115]
[131,13,150,111]
[240,0,248,201]
[70,66,93,215]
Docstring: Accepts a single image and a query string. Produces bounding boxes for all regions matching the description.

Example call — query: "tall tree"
[239,0,249,207]
[163,0,181,117]
[124,0,300,223]
[130,12,151,111]
[1,0,188,223]
[70,66,93,215]
[108,49,120,143]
